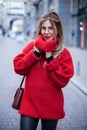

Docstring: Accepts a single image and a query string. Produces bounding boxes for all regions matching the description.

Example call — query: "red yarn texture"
[13,41,74,119]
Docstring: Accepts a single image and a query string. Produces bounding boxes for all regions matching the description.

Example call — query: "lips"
[45,36,52,40]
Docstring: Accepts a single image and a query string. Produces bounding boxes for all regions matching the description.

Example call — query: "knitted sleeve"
[13,41,40,75]
[46,48,74,88]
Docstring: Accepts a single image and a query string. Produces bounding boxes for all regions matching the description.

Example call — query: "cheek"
[41,32,44,36]
[40,29,45,37]
[40,33,45,39]
[53,29,58,38]
[41,30,44,34]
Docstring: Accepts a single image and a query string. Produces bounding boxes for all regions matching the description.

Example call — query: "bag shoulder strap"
[19,76,25,88]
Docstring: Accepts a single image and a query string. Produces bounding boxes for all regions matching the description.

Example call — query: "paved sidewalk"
[71,75,87,95]
[57,82,87,130]
[68,47,87,96]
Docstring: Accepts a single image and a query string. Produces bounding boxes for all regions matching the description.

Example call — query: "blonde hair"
[36,11,64,56]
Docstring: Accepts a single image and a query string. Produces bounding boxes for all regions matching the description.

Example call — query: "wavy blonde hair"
[36,11,64,57]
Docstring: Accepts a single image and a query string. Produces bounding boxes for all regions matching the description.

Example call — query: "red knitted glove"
[35,35,58,52]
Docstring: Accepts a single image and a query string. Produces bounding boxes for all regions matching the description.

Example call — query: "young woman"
[13,11,74,130]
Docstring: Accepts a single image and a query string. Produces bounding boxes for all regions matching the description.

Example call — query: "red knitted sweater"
[13,40,74,120]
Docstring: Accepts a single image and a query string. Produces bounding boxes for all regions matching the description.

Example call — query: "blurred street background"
[0,0,87,130]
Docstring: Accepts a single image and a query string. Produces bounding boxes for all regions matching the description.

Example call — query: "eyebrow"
[41,25,52,27]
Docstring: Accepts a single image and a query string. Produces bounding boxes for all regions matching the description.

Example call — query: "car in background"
[6,30,16,39]
[0,29,3,38]
[16,33,29,43]
[16,33,25,42]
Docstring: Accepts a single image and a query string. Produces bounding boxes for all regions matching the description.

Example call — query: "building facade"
[0,0,25,34]
[70,0,87,91]
[29,0,87,91]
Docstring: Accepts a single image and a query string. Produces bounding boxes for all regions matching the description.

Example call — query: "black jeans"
[20,115,58,130]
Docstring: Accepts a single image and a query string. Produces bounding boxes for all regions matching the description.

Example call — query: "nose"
[45,28,49,33]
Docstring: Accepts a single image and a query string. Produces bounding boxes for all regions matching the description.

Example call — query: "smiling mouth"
[45,36,52,40]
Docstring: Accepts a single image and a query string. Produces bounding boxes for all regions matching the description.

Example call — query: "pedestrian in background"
[13,10,74,130]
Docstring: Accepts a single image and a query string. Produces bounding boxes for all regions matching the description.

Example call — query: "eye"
[41,27,46,31]
[48,26,53,31]
[41,26,53,33]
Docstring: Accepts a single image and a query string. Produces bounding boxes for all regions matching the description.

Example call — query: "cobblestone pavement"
[57,82,87,130]
[0,37,87,130]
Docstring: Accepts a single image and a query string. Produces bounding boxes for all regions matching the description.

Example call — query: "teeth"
[46,36,51,39]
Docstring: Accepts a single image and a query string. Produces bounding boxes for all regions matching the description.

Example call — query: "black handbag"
[12,76,25,110]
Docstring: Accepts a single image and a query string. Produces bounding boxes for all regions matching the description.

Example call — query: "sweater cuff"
[46,58,60,71]
[46,56,54,63]
[33,50,41,57]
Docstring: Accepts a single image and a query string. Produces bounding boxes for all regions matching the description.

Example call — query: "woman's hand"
[33,46,41,53]
[45,52,52,58]
[45,52,54,63]
[33,46,41,57]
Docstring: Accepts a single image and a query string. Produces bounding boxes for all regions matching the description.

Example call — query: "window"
[79,17,87,49]
[78,0,87,9]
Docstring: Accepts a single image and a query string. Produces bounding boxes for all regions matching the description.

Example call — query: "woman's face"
[40,20,58,41]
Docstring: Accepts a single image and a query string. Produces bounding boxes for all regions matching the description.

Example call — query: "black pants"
[20,115,58,130]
